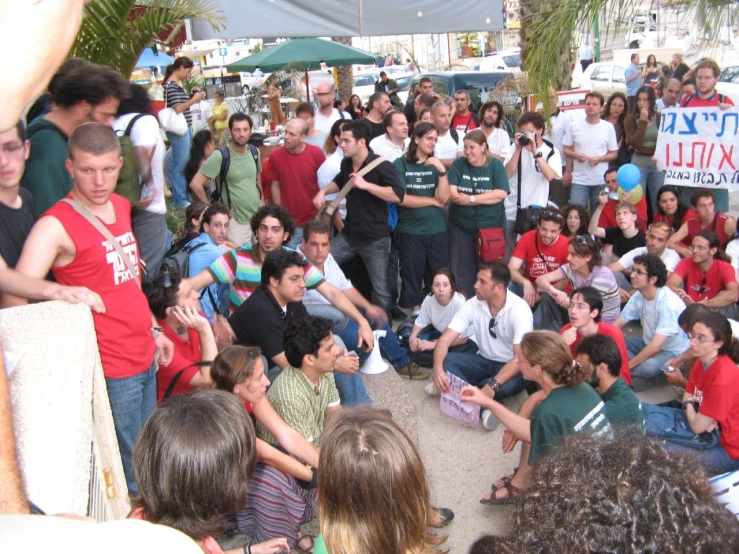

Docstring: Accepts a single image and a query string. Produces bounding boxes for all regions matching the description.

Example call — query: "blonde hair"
[319,408,447,554]
[520,331,589,386]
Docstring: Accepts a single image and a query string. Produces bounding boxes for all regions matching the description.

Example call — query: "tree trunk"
[332,36,354,101]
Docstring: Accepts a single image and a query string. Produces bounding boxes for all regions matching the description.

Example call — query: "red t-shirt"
[45,194,155,379]
[680,92,734,108]
[269,144,326,225]
[685,213,732,248]
[673,257,736,302]
[687,354,739,459]
[156,320,202,403]
[512,230,569,283]
[451,112,478,134]
[598,198,647,232]
[560,321,632,385]
[260,156,273,202]
[654,208,698,248]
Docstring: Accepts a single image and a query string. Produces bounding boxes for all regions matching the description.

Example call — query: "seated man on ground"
[459,330,611,504]
[228,249,370,406]
[614,254,690,392]
[298,219,427,380]
[668,188,736,257]
[667,230,739,317]
[508,209,569,308]
[596,167,647,230]
[576,335,645,428]
[608,221,680,303]
[589,198,645,263]
[560,286,632,386]
[431,262,534,429]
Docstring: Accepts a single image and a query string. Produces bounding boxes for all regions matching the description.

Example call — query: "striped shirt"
[257,365,340,446]
[207,244,325,313]
[163,81,192,126]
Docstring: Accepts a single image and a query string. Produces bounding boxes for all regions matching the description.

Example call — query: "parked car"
[240,70,268,92]
[576,62,627,100]
[716,65,739,99]
[479,49,522,73]
[352,71,381,105]
[409,71,517,115]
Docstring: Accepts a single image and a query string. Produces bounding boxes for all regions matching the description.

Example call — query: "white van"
[480,49,522,73]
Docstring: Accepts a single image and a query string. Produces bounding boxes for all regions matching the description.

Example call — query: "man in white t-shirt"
[542,89,573,208]
[432,102,463,168]
[478,100,512,161]
[312,82,344,148]
[503,111,562,261]
[189,87,213,134]
[608,221,681,302]
[368,111,410,162]
[112,84,168,276]
[431,263,534,425]
[562,92,618,214]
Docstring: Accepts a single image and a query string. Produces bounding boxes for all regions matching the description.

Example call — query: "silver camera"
[519,131,536,146]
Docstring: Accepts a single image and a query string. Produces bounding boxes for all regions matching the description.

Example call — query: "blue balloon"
[617,164,641,192]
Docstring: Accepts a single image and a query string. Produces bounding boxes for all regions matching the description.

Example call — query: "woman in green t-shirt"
[461,330,611,504]
[447,129,510,296]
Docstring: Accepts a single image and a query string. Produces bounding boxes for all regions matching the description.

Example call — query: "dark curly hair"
[261,249,307,285]
[561,204,590,237]
[146,268,182,320]
[632,253,668,288]
[283,315,334,368]
[250,204,296,244]
[474,433,739,553]
[520,330,589,386]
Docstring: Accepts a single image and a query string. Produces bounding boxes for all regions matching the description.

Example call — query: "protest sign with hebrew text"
[655,107,738,190]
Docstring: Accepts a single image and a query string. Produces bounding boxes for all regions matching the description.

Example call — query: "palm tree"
[69,0,224,79]
[522,0,736,110]
[332,36,354,101]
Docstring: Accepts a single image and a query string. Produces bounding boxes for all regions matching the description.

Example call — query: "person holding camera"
[189,113,264,246]
[503,112,562,262]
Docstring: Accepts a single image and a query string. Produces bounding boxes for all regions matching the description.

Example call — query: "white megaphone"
[359,329,389,375]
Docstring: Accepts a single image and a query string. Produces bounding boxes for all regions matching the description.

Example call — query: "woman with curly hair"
[625,85,664,211]
[347,94,364,119]
[469,433,739,553]
[601,92,627,155]
[560,203,590,238]
[460,330,611,504]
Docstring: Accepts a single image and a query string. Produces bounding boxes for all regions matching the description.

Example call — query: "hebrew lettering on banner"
[655,107,739,190]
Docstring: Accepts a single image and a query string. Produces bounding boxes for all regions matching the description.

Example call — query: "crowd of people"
[1,3,739,551]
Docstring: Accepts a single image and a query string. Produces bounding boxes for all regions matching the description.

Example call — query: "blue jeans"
[625,336,676,379]
[409,328,478,367]
[165,127,192,208]
[396,230,449,309]
[570,183,603,215]
[644,403,739,475]
[285,226,304,250]
[330,232,392,313]
[105,358,157,492]
[443,352,526,399]
[632,154,665,216]
[448,223,479,298]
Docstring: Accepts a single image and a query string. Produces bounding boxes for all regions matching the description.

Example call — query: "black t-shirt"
[403,100,417,136]
[604,227,646,258]
[229,284,308,365]
[0,189,36,267]
[364,118,386,140]
[333,151,406,246]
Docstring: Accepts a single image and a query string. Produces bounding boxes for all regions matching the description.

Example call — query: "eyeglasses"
[632,269,648,276]
[539,210,564,223]
[687,332,715,344]
[574,235,589,245]
[568,302,590,311]
[488,317,498,339]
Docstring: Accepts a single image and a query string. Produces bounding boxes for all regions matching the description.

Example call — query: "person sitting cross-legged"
[589,197,645,263]
[460,330,612,504]
[614,254,690,392]
[575,335,645,429]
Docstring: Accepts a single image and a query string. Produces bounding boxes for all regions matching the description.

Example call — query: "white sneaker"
[424,382,440,396]
[481,409,500,431]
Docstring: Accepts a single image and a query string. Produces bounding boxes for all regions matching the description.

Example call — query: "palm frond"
[70,0,224,79]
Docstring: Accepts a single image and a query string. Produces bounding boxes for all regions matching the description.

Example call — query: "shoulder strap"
[162,368,186,400]
[450,128,459,144]
[124,113,147,137]
[61,198,141,287]
[516,151,522,210]
[218,145,231,208]
[325,156,388,216]
[248,144,259,166]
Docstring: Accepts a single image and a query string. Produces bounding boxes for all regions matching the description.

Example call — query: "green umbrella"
[226,38,376,101]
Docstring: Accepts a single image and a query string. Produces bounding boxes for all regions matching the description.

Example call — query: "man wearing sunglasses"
[667,230,739,316]
[608,222,681,303]
[614,254,691,392]
[508,210,569,307]
[431,262,533,428]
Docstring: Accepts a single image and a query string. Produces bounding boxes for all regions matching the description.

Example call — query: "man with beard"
[477,100,511,161]
[576,335,645,429]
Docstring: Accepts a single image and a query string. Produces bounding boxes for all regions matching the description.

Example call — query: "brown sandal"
[480,482,523,505]
[490,467,518,492]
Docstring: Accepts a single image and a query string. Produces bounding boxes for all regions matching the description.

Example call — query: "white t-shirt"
[369,134,410,162]
[563,118,618,186]
[726,238,739,274]
[112,113,166,214]
[313,107,344,148]
[447,292,533,362]
[486,127,512,159]
[434,129,464,160]
[504,142,562,220]
[618,246,681,272]
[299,251,351,305]
[415,292,472,338]
[543,110,572,164]
[317,149,346,220]
[190,100,213,134]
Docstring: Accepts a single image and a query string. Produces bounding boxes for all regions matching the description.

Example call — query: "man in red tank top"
[668,189,736,257]
[8,123,174,492]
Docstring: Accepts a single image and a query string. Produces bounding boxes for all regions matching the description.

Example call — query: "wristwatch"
[491,380,501,393]
[682,400,698,412]
[469,195,476,203]
[533,152,544,159]
[438,169,447,177]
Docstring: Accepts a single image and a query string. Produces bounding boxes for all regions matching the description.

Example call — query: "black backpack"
[161,240,209,279]
[210,144,260,207]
